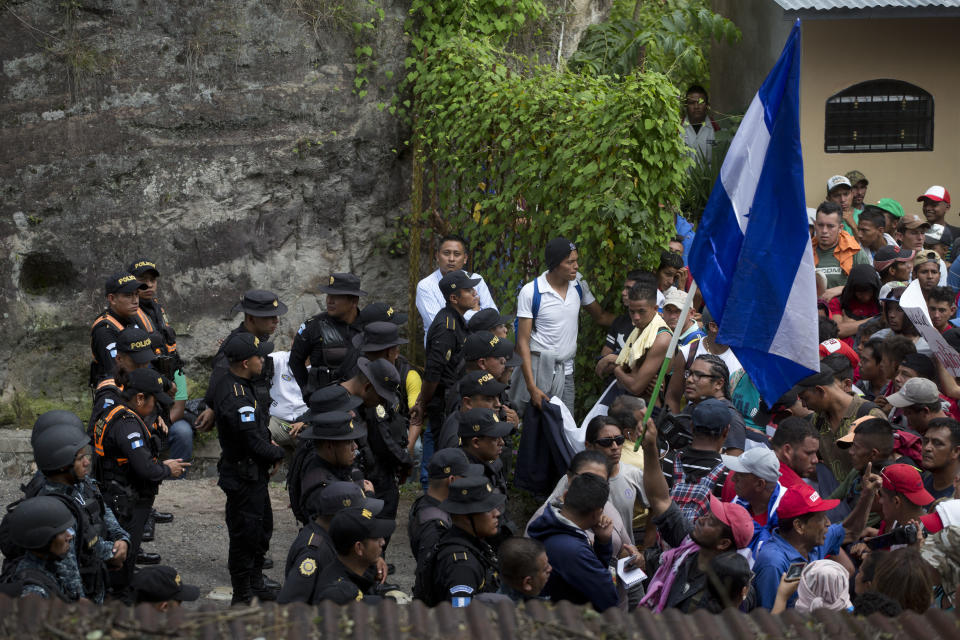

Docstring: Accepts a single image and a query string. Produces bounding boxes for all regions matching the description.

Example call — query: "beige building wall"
[800,18,960,226]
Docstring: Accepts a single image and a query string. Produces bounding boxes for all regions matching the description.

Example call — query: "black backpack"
[412,540,447,606]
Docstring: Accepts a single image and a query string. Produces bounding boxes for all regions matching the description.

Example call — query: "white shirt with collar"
[415,268,498,345]
[516,271,596,375]
[268,351,308,421]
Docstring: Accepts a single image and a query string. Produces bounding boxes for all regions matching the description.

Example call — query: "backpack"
[412,537,462,606]
[0,563,69,601]
[513,277,584,335]
[669,457,726,522]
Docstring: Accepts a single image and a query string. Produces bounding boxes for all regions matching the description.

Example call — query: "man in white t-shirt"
[415,234,498,345]
[513,237,614,415]
[267,350,308,454]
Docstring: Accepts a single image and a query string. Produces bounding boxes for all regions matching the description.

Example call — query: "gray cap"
[886,377,940,408]
[722,447,781,483]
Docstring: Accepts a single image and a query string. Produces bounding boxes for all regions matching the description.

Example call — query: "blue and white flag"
[688,20,818,404]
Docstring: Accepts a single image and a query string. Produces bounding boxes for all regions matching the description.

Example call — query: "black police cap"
[439,476,506,515]
[105,271,147,296]
[318,273,367,297]
[223,332,274,362]
[457,407,513,439]
[329,506,396,550]
[358,302,407,327]
[126,369,173,408]
[458,370,508,398]
[427,448,484,479]
[352,321,408,352]
[131,565,200,603]
[231,289,288,317]
[116,327,156,364]
[437,270,481,297]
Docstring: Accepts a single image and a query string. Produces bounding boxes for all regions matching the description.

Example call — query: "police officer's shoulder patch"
[375,404,386,419]
[298,323,306,335]
[299,557,317,577]
[238,406,256,423]
[449,584,474,595]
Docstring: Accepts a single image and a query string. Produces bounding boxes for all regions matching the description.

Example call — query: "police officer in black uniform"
[408,448,482,561]
[289,273,366,401]
[210,332,286,605]
[417,475,504,606]
[127,259,182,374]
[88,327,156,434]
[30,423,130,603]
[90,272,149,384]
[286,388,364,524]
[194,289,288,432]
[436,370,508,450]
[421,270,478,451]
[466,308,513,339]
[278,481,384,604]
[353,357,411,553]
[356,302,408,328]
[458,407,513,500]
[314,507,395,604]
[92,368,188,594]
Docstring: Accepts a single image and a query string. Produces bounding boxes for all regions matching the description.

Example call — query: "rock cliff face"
[0,0,609,425]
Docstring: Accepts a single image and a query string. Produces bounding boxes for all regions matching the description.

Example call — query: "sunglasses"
[594,435,626,448]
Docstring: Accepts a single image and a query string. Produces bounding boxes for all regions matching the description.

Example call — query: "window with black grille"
[825,80,933,153]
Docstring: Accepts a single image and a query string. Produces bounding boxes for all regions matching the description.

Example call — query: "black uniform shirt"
[315,557,379,604]
[97,406,169,495]
[278,523,336,604]
[423,306,468,413]
[212,371,284,467]
[430,525,500,602]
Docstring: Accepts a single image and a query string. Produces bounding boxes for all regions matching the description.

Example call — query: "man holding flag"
[688,20,819,408]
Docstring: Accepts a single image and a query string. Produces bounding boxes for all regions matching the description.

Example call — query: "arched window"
[825,80,933,152]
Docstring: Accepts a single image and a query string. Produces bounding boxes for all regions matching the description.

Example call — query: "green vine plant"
[399,0,735,412]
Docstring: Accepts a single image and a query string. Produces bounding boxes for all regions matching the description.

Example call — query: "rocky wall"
[0,0,414,424]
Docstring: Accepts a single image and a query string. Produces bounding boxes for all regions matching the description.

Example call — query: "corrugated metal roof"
[774,0,960,9]
[2,594,959,639]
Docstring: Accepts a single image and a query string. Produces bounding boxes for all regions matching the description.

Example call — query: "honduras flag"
[688,20,818,405]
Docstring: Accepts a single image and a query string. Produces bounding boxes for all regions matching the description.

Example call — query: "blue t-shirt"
[752,523,846,610]
[923,473,955,501]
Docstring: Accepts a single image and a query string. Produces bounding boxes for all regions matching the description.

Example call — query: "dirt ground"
[0,475,420,609]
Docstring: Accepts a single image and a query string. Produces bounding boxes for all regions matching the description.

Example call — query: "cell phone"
[784,562,806,582]
[865,523,918,551]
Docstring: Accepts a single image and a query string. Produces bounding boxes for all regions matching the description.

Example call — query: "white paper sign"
[899,279,960,376]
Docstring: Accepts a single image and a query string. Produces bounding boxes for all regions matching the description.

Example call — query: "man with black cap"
[352,357,412,552]
[416,475,504,606]
[128,259,194,477]
[355,320,424,465]
[279,481,386,604]
[195,289,288,431]
[514,237,614,415]
[92,368,188,595]
[88,327,157,434]
[131,565,200,610]
[286,392,366,525]
[458,407,514,507]
[357,302,408,329]
[436,370,509,450]
[793,363,884,482]
[211,332,286,605]
[458,330,521,398]
[408,448,483,561]
[420,269,479,482]
[90,272,149,384]
[315,506,396,604]
[290,273,366,401]
[467,308,512,339]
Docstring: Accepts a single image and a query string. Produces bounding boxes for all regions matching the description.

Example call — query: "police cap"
[298,385,363,423]
[437,270,481,297]
[126,368,173,408]
[131,565,200,603]
[458,370,508,398]
[105,271,147,296]
[306,481,384,518]
[427,448,484,479]
[357,302,407,327]
[352,321,408,352]
[457,407,513,439]
[357,357,400,408]
[467,308,514,333]
[116,327,156,364]
[128,259,160,278]
[223,333,274,362]
[329,506,396,551]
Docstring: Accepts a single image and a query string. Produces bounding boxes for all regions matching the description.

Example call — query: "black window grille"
[825,80,933,153]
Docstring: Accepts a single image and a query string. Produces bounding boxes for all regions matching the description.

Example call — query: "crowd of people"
[2,87,960,617]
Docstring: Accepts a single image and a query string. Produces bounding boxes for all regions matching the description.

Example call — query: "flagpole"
[634,281,698,451]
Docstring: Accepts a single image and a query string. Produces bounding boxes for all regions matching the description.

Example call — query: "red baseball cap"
[917,186,950,204]
[881,463,934,506]
[819,338,860,370]
[708,495,754,549]
[776,487,841,519]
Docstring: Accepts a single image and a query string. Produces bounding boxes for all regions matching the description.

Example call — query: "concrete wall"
[800,18,960,223]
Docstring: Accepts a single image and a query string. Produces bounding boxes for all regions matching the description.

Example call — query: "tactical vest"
[93,405,160,500]
[89,312,127,386]
[302,316,357,397]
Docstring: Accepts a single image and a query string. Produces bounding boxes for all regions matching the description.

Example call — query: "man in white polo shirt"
[415,234,498,345]
[512,237,614,415]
